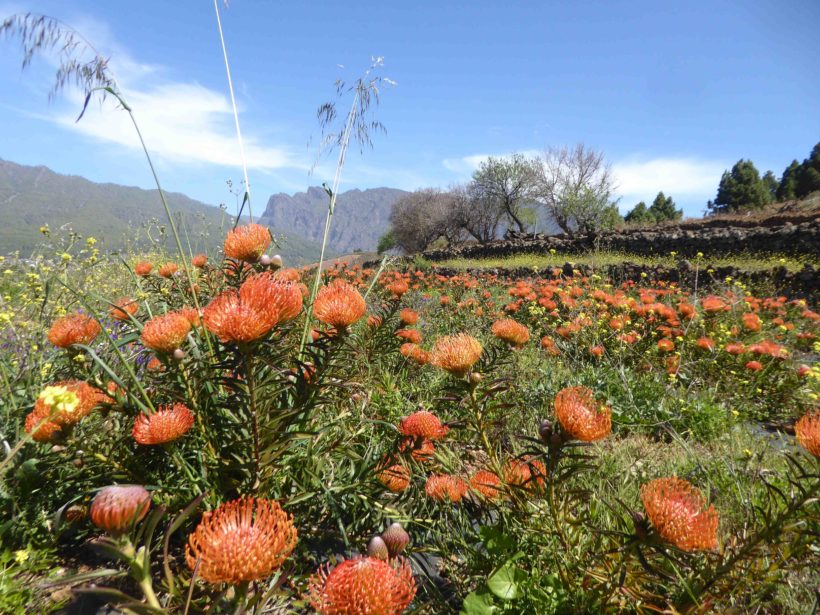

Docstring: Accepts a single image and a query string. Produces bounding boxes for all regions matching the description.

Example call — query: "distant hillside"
[0,159,331,266]
[260,186,408,254]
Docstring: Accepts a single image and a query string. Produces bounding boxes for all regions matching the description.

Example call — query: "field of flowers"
[0,223,818,614]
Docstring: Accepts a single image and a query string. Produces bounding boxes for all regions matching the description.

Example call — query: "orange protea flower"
[554,386,611,442]
[748,339,789,359]
[224,223,271,263]
[503,457,546,491]
[47,313,101,348]
[388,279,409,298]
[491,318,530,347]
[470,470,503,500]
[109,297,138,322]
[400,343,429,365]
[640,477,719,552]
[399,410,449,440]
[742,312,762,331]
[745,360,763,372]
[141,312,191,353]
[313,280,367,329]
[424,474,468,503]
[90,485,152,535]
[134,261,153,276]
[203,274,302,343]
[192,254,207,268]
[589,345,605,358]
[398,437,436,462]
[377,464,411,493]
[178,306,202,327]
[399,308,419,326]
[540,336,560,356]
[132,403,195,445]
[396,329,422,344]
[23,407,61,442]
[308,556,416,615]
[158,263,179,278]
[724,342,745,355]
[701,295,729,314]
[186,497,298,585]
[430,333,483,376]
[25,381,103,440]
[696,336,715,351]
[657,338,675,352]
[795,411,820,458]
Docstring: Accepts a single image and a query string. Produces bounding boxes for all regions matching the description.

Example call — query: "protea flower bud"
[260,254,272,266]
[367,535,389,560]
[173,348,186,361]
[381,522,410,557]
[271,254,283,268]
[538,419,553,441]
[469,372,483,385]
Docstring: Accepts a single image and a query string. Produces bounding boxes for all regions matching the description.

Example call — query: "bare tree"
[389,189,462,253]
[535,144,621,235]
[471,153,540,233]
[450,183,503,243]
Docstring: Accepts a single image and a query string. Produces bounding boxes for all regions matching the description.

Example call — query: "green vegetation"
[624,191,683,225]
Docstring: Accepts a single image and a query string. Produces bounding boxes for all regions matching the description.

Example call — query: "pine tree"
[776,160,801,201]
[794,142,820,198]
[710,160,772,213]
[762,171,778,201]
[624,201,655,225]
[647,191,683,222]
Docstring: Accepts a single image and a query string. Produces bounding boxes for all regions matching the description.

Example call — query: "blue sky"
[1,0,818,218]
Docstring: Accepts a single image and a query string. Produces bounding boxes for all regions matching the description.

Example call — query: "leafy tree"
[709,159,772,213]
[376,229,396,254]
[776,160,801,201]
[624,201,655,225]
[794,142,820,198]
[648,191,683,222]
[471,154,540,233]
[535,144,620,235]
[761,171,779,201]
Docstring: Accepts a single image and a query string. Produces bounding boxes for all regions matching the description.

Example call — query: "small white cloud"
[612,157,726,201]
[443,149,541,175]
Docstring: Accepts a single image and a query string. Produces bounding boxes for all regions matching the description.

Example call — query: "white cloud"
[612,158,726,201]
[443,150,541,175]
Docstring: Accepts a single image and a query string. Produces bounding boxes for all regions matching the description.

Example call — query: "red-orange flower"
[657,338,675,352]
[399,343,430,365]
[640,477,719,552]
[47,313,101,348]
[388,279,409,298]
[90,485,152,535]
[186,497,297,585]
[742,312,762,331]
[430,333,483,376]
[540,336,560,356]
[745,360,763,372]
[398,437,436,462]
[203,274,302,343]
[696,336,715,351]
[491,318,530,347]
[158,263,179,278]
[132,403,195,445]
[141,312,192,353]
[399,309,419,325]
[470,470,503,500]
[399,410,449,440]
[701,295,729,313]
[192,254,207,268]
[224,223,271,262]
[109,297,139,322]
[554,386,611,441]
[396,329,422,344]
[24,380,103,442]
[377,464,411,493]
[503,457,546,491]
[308,556,416,615]
[795,411,820,458]
[424,474,468,503]
[134,261,153,276]
[313,280,367,328]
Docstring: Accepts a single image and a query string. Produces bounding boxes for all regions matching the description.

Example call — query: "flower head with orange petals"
[192,254,207,268]
[640,477,719,552]
[470,470,503,501]
[134,261,153,276]
[503,457,546,491]
[224,223,271,262]
[424,474,468,503]
[47,313,101,348]
[24,381,103,441]
[795,411,820,458]
[399,308,419,326]
[430,333,483,376]
[554,386,612,442]
[186,497,297,585]
[399,410,449,440]
[491,318,530,347]
[90,485,152,535]
[141,312,191,353]
[313,280,367,329]
[308,556,416,615]
[377,464,411,493]
[132,403,195,445]
[158,263,179,278]
[109,297,139,322]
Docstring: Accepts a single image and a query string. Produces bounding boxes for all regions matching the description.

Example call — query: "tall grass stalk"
[212,0,253,222]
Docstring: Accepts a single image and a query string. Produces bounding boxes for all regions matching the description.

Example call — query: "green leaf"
[487,560,526,601]
[479,525,515,556]
[461,590,497,615]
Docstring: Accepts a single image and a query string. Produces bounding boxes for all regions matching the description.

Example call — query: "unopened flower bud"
[367,535,389,560]
[538,419,553,441]
[469,372,483,385]
[381,522,410,557]
[260,254,272,266]
[270,254,283,268]
[173,348,186,361]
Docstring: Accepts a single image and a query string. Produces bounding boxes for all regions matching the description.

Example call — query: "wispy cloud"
[612,157,726,201]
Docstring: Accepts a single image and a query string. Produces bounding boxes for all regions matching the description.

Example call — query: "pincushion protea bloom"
[399,410,449,440]
[503,457,546,491]
[554,386,611,442]
[47,313,101,348]
[192,254,207,268]
[640,477,719,552]
[377,464,411,493]
[186,497,297,585]
[132,403,195,445]
[134,261,153,276]
[470,470,503,500]
[158,263,179,278]
[430,333,482,376]
[313,280,367,329]
[387,279,409,298]
[203,273,302,343]
[24,381,103,442]
[308,556,416,615]
[424,474,468,503]
[399,437,436,462]
[141,312,192,353]
[224,223,271,262]
[399,308,419,325]
[491,318,530,347]
[90,485,151,535]
[795,411,820,458]
[109,297,138,322]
